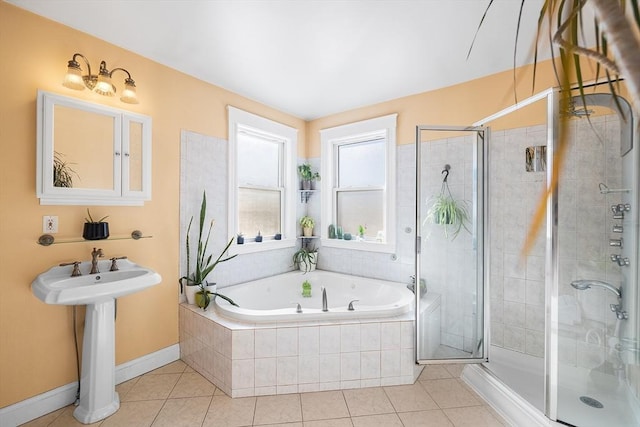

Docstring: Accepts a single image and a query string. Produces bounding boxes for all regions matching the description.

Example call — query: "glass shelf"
[37,230,152,246]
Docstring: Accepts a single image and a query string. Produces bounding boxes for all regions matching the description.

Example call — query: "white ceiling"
[9,0,555,120]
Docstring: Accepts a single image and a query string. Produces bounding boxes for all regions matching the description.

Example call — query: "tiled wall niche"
[179,305,421,397]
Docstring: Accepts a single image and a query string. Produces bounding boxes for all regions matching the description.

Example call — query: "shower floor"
[433,345,472,359]
[485,346,639,426]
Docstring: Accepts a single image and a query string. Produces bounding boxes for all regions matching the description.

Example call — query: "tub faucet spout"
[322,287,328,312]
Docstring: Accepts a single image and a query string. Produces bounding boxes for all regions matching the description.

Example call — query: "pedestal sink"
[32,259,162,424]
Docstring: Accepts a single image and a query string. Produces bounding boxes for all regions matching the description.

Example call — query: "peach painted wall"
[0,2,305,407]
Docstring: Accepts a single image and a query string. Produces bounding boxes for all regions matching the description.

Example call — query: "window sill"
[231,238,296,255]
[321,238,396,254]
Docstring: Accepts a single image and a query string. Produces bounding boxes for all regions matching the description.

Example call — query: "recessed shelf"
[37,230,152,246]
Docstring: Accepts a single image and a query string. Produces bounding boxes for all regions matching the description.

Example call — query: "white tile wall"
[179,304,421,398]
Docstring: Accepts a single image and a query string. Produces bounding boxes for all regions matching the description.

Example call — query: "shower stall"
[415,87,640,426]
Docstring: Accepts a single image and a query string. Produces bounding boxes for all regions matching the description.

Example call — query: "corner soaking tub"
[214,270,414,322]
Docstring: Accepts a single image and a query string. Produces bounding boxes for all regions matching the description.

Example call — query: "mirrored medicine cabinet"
[36,90,152,205]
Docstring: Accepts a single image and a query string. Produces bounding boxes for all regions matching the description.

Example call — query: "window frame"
[228,106,297,254]
[320,114,397,253]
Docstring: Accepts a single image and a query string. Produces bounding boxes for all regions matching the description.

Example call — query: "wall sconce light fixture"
[62,53,139,104]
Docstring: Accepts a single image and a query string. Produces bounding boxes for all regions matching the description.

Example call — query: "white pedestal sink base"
[73,300,120,424]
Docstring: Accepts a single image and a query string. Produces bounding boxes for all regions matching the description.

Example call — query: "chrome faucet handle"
[109,256,127,271]
[60,261,82,277]
[348,300,359,311]
[291,302,303,313]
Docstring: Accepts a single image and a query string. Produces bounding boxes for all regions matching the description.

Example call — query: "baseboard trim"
[0,344,179,427]
[462,364,559,427]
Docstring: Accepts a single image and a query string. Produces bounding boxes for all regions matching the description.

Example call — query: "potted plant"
[236,233,244,244]
[298,163,320,190]
[83,209,109,240]
[425,168,470,240]
[255,231,263,242]
[179,192,239,310]
[358,224,367,239]
[292,246,318,273]
[300,216,315,237]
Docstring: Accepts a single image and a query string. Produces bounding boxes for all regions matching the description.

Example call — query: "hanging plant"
[425,166,471,240]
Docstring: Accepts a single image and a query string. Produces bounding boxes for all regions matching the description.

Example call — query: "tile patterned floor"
[21,361,507,427]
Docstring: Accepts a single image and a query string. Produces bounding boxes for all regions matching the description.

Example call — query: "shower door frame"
[472,87,561,420]
[414,124,488,365]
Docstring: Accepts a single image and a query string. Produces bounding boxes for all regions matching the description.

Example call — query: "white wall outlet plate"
[43,216,58,233]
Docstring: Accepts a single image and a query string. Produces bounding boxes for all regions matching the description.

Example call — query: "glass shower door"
[555,93,640,426]
[416,125,487,363]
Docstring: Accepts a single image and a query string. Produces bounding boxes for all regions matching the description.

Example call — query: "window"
[228,106,297,253]
[320,114,397,253]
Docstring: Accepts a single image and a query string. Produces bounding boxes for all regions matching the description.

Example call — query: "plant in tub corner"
[179,191,239,310]
[292,245,317,273]
[83,208,109,240]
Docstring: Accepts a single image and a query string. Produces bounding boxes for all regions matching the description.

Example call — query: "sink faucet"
[322,287,328,312]
[90,248,104,274]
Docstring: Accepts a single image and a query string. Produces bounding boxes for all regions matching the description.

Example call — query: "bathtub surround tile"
[255,357,277,387]
[319,325,341,354]
[381,349,401,378]
[299,326,320,355]
[278,356,299,385]
[360,323,380,351]
[179,304,421,398]
[340,324,361,353]
[255,328,277,358]
[360,351,381,379]
[340,352,361,381]
[298,354,320,384]
[232,329,255,360]
[381,322,401,350]
[278,327,299,357]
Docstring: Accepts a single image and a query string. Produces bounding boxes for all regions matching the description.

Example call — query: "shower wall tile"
[503,325,526,353]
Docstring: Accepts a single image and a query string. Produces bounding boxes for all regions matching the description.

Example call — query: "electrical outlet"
[43,215,58,233]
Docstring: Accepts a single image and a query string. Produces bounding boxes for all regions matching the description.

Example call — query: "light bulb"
[62,62,85,90]
[120,78,139,104]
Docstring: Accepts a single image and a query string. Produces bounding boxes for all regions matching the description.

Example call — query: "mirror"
[37,90,152,205]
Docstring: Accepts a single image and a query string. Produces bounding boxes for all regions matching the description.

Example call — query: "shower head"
[570,280,621,298]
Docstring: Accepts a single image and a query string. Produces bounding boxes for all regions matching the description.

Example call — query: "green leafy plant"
[179,191,239,309]
[299,216,315,229]
[292,246,318,273]
[53,151,78,188]
[84,208,108,223]
[297,163,321,181]
[425,173,470,240]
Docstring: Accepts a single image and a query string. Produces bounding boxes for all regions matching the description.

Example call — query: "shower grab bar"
[599,183,630,194]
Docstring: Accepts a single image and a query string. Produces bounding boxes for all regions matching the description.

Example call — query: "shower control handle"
[611,254,630,266]
[609,238,623,247]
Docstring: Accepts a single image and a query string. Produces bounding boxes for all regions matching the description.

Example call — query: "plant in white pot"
[179,192,239,310]
[292,245,318,273]
[300,215,315,237]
